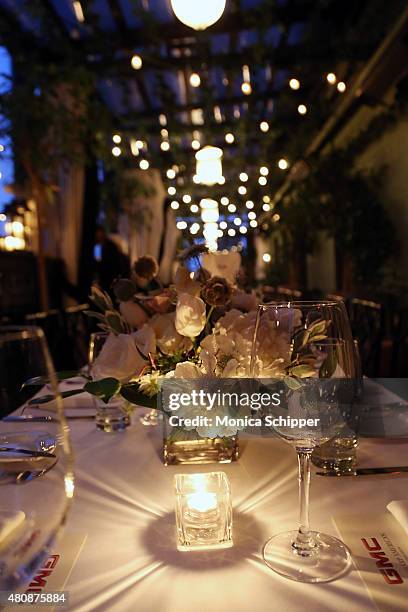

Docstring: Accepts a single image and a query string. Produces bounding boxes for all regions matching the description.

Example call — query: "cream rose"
[92,333,146,383]
[175,293,206,338]
[150,312,192,355]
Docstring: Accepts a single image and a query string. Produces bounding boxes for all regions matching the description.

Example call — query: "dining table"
[40,378,408,612]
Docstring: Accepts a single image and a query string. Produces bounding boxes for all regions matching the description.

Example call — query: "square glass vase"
[163,418,239,466]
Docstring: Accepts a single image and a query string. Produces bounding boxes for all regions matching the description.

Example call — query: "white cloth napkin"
[0,510,25,544]
[387,500,408,535]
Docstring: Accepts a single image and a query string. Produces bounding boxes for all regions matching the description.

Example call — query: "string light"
[248,211,256,220]
[249,220,258,228]
[326,72,337,84]
[228,228,236,237]
[289,78,300,90]
[171,200,180,210]
[190,204,198,213]
[262,203,271,211]
[225,133,235,144]
[239,226,247,234]
[260,166,269,176]
[0,144,4,152]
[337,81,346,93]
[191,139,201,150]
[221,197,229,205]
[263,253,271,263]
[273,213,280,222]
[112,146,121,157]
[139,159,150,170]
[177,221,187,230]
[246,201,254,209]
[298,104,307,115]
[234,217,242,226]
[190,223,200,235]
[73,1,85,22]
[159,114,167,126]
[190,73,201,87]
[241,82,252,95]
[239,172,249,182]
[168,186,176,195]
[220,221,227,230]
[161,129,169,138]
[228,204,236,213]
[193,175,199,184]
[131,54,143,70]
[278,158,289,170]
[130,139,139,156]
[263,195,271,203]
[161,141,170,151]
[183,194,192,204]
[167,169,176,179]
[260,121,269,133]
[112,134,121,144]
[170,0,226,31]
[135,140,144,149]
[218,176,225,185]
[258,176,267,186]
[218,229,224,238]
[238,186,247,195]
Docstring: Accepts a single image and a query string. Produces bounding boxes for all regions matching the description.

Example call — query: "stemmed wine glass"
[250,301,356,583]
[0,326,74,589]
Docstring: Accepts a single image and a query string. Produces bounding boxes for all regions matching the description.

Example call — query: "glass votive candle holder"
[174,472,233,551]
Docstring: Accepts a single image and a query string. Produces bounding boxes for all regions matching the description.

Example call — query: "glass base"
[163,436,239,466]
[263,530,351,583]
[96,408,131,432]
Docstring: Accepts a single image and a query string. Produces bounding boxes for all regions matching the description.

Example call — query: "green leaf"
[120,384,158,409]
[105,310,126,334]
[84,310,107,323]
[90,285,113,312]
[308,319,328,337]
[84,378,121,404]
[290,364,316,378]
[23,370,81,388]
[29,389,85,404]
[284,376,303,391]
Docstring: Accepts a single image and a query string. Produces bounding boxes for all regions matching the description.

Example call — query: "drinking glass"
[251,302,356,582]
[88,332,131,432]
[0,326,74,589]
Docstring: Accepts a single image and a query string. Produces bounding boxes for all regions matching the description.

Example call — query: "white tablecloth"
[59,388,408,612]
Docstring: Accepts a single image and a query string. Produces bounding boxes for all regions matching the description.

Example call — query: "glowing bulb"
[250,220,258,228]
[221,197,229,205]
[139,159,149,170]
[220,221,227,230]
[183,194,192,204]
[246,201,254,209]
[191,139,201,150]
[190,73,201,87]
[238,186,247,195]
[190,223,200,234]
[278,158,288,170]
[218,176,225,185]
[273,213,280,222]
[289,78,300,90]
[258,177,267,186]
[263,195,271,203]
[260,166,269,176]
[262,203,271,212]
[112,134,121,144]
[131,54,143,70]
[239,172,249,182]
[193,175,199,184]
[0,144,4,152]
[248,211,256,220]
[170,0,226,31]
[263,253,271,263]
[168,186,177,195]
[225,133,235,144]
[136,140,144,149]
[167,169,176,179]
[190,204,199,213]
[112,146,121,157]
[177,221,187,230]
[326,72,337,84]
[161,141,170,151]
[239,226,247,234]
[228,204,236,213]
[241,81,252,95]
[171,201,179,210]
[298,104,307,115]
[233,217,242,226]
[161,129,169,138]
[337,81,346,93]
[260,121,269,133]
[228,228,236,237]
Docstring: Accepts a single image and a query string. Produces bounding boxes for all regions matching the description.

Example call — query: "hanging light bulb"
[170,0,226,31]
[195,146,223,185]
[260,166,269,176]
[225,133,235,144]
[258,176,267,186]
[221,197,229,206]
[131,54,143,70]
[241,82,252,95]
[190,223,200,235]
[249,220,258,228]
[248,211,257,220]
[112,146,121,157]
[262,203,271,212]
[298,104,307,115]
[263,195,271,203]
[191,139,201,150]
[112,134,121,144]
[190,204,199,213]
[200,199,219,223]
[166,169,176,179]
[289,78,300,90]
[183,194,192,204]
[161,141,170,151]
[239,172,249,182]
[190,73,201,87]
[260,121,269,133]
[337,81,346,93]
[326,72,337,84]
[246,200,254,209]
[171,201,180,210]
[228,203,236,213]
[233,217,242,226]
[228,228,236,237]
[239,226,247,234]
[263,253,271,263]
[278,158,289,170]
[220,221,227,230]
[168,186,176,195]
[238,186,247,195]
[177,221,187,230]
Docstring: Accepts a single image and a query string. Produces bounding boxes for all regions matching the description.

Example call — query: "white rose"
[92,333,146,383]
[175,293,206,338]
[150,312,192,355]
[119,301,148,329]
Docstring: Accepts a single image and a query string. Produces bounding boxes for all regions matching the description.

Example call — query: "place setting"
[0,1,408,611]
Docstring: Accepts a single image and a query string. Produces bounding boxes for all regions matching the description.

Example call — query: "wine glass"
[0,326,74,589]
[251,301,356,583]
[88,332,131,432]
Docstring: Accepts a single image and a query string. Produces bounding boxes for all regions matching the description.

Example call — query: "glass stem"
[292,449,317,556]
